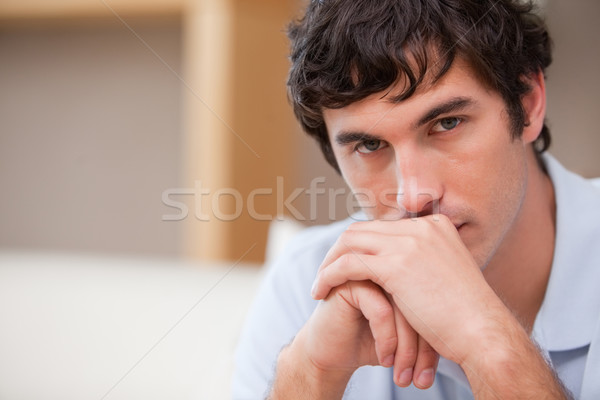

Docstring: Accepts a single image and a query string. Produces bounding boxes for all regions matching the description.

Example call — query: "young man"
[234,0,600,398]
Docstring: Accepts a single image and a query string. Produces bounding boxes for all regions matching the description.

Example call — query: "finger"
[388,300,418,387]
[317,216,447,277]
[312,253,390,300]
[318,217,428,275]
[348,282,398,367]
[413,336,440,389]
[349,215,456,237]
[318,229,396,274]
[315,216,457,295]
[347,219,416,235]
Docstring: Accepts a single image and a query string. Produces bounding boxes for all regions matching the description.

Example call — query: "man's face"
[323,59,531,268]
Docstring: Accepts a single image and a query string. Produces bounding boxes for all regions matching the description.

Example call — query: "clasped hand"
[305,214,502,389]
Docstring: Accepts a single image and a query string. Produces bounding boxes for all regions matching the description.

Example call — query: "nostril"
[415,202,436,218]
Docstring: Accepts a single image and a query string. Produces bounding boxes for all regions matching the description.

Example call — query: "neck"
[483,150,556,333]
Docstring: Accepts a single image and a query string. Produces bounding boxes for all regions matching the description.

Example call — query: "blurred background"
[0,2,346,397]
[1,0,599,264]
[0,1,598,399]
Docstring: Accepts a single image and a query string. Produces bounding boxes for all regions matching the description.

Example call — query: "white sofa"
[0,251,264,400]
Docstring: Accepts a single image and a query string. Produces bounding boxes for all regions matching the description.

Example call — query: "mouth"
[455,223,465,232]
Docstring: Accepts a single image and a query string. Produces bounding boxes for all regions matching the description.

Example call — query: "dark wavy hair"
[287,0,553,172]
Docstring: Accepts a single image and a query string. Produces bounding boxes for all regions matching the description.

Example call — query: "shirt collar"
[532,153,600,351]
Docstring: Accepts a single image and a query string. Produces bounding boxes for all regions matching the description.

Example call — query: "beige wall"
[545,0,600,178]
[0,17,183,257]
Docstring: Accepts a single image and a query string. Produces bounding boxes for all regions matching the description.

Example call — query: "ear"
[520,70,547,145]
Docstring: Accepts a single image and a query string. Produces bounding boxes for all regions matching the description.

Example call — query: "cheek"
[487,147,528,223]
[460,140,527,266]
[482,131,527,200]
[452,121,526,206]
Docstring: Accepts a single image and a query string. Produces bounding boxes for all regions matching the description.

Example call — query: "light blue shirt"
[233,154,600,399]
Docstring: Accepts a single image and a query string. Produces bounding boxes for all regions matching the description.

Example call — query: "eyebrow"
[333,96,477,146]
[413,96,476,129]
[335,131,382,146]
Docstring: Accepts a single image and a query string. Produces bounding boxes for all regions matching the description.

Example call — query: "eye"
[431,117,462,133]
[356,139,387,154]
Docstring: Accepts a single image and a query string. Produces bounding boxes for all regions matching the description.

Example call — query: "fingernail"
[311,278,318,298]
[397,367,413,387]
[417,368,434,388]
[382,354,395,367]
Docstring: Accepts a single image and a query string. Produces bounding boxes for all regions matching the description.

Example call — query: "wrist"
[457,313,567,398]
[270,329,354,400]
[445,305,519,380]
[452,299,522,368]
[292,328,356,393]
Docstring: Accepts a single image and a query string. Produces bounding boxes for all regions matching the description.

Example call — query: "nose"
[394,151,442,218]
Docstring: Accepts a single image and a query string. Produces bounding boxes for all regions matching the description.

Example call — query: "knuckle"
[333,235,345,249]
[378,335,398,351]
[436,213,453,228]
[331,282,349,296]
[403,235,418,249]
[395,346,418,364]
[371,303,393,321]
[339,229,357,243]
[339,252,354,265]
[349,221,367,230]
[419,345,439,360]
[434,213,449,222]
[389,251,408,269]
